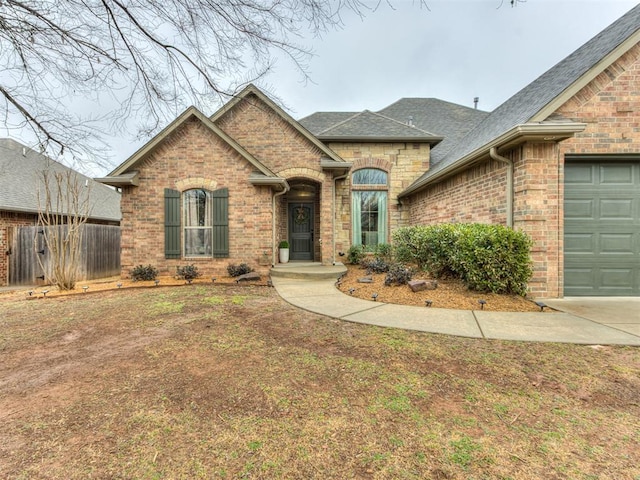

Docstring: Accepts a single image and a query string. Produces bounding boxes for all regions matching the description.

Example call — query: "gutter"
[399,122,586,199]
[489,147,513,228]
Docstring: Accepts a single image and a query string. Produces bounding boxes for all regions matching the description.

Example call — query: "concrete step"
[270,262,347,280]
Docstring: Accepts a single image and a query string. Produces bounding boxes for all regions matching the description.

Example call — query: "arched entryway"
[282,180,320,262]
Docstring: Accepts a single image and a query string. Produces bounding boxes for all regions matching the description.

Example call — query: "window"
[183,189,212,256]
[352,169,388,247]
[164,187,229,259]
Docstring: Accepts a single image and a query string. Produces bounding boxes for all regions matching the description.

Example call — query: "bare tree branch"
[0,0,381,169]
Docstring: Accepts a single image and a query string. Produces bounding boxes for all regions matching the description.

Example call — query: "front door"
[289,203,314,261]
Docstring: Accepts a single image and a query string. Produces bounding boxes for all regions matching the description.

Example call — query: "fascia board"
[531,33,640,122]
[399,122,586,198]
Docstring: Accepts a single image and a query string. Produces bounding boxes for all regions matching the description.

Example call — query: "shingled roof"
[401,3,640,196]
[0,138,121,222]
[378,98,489,159]
[310,110,442,143]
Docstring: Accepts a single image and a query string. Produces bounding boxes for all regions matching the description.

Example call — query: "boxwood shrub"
[392,224,533,296]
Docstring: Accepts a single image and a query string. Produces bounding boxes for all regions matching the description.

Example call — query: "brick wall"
[120,92,342,276]
[406,42,640,298]
[327,142,430,253]
[120,118,275,278]
[0,211,38,285]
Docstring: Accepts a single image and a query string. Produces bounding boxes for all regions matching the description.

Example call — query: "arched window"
[351,168,388,247]
[183,189,213,256]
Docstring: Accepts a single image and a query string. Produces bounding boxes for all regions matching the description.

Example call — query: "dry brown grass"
[0,284,638,479]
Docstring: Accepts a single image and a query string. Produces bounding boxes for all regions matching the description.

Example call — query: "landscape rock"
[236,272,261,282]
[408,279,438,292]
[358,276,373,283]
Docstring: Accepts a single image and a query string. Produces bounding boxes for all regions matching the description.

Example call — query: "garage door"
[564,159,640,296]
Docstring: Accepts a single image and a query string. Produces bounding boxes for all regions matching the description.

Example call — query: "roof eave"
[399,122,587,198]
[531,30,640,122]
[320,158,353,171]
[248,174,289,192]
[95,171,140,187]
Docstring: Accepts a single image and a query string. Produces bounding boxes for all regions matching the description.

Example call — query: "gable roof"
[312,110,442,143]
[400,3,640,197]
[0,138,121,222]
[378,98,489,159]
[100,105,277,184]
[210,84,346,163]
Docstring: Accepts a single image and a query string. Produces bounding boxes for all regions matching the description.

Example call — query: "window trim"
[182,188,214,258]
[351,168,389,247]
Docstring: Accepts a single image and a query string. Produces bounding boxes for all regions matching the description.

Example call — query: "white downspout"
[332,171,349,265]
[272,182,290,267]
[489,147,514,228]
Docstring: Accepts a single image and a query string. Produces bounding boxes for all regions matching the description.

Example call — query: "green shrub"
[392,223,533,296]
[176,264,201,282]
[374,243,394,261]
[130,264,158,281]
[384,263,414,286]
[278,240,289,249]
[347,244,365,265]
[227,263,254,277]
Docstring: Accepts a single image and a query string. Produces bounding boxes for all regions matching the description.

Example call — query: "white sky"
[65,0,640,173]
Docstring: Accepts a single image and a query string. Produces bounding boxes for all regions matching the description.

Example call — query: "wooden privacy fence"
[9,224,121,286]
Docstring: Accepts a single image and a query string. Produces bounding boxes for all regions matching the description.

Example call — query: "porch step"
[270,262,347,280]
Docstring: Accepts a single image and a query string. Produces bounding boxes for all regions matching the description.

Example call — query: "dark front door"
[289,203,314,261]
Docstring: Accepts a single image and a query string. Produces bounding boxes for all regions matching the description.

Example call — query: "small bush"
[392,223,533,295]
[373,243,394,261]
[176,264,201,281]
[347,244,365,265]
[227,263,254,277]
[130,264,158,281]
[384,263,414,286]
[361,256,390,273]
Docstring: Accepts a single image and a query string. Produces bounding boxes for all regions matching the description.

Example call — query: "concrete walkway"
[272,277,640,346]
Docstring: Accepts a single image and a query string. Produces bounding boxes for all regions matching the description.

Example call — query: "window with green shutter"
[164,189,181,258]
[164,187,229,258]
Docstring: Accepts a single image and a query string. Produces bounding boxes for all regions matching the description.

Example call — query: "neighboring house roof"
[377,98,489,159]
[310,110,443,143]
[0,138,121,222]
[401,3,640,197]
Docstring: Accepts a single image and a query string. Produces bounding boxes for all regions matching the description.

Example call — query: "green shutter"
[164,188,181,259]
[212,188,229,258]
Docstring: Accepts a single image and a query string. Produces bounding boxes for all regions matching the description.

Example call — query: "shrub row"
[393,224,533,296]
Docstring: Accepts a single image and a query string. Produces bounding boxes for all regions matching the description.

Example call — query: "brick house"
[99,5,640,297]
[0,138,121,286]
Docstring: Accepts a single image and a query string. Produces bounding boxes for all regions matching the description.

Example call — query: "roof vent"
[474,97,479,109]
[407,116,414,127]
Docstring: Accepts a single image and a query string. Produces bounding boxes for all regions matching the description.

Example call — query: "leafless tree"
[36,170,91,290]
[0,0,377,167]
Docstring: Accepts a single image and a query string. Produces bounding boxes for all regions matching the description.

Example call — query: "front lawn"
[0,285,638,479]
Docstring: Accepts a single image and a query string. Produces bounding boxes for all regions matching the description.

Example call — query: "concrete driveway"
[540,297,640,337]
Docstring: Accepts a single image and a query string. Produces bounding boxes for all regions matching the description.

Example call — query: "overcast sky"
[81,0,640,173]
